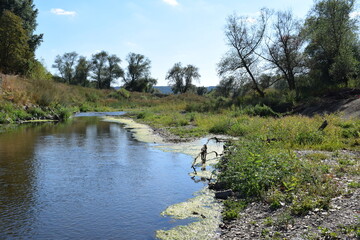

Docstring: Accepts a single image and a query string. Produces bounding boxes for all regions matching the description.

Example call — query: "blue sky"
[34,0,315,86]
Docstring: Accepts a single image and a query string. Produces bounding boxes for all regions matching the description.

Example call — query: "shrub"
[217,140,297,199]
[222,200,247,220]
[296,131,324,145]
[118,88,130,99]
[242,104,280,117]
[209,119,232,134]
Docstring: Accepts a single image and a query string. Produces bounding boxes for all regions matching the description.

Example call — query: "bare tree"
[218,9,271,97]
[264,10,305,91]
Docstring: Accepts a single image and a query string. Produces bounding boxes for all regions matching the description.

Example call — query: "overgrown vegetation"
[0,74,130,123]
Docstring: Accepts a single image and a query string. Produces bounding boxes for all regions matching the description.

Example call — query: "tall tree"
[52,52,79,84]
[264,10,305,91]
[91,51,108,89]
[166,62,200,94]
[74,56,91,87]
[218,9,271,97]
[122,53,157,92]
[0,10,32,74]
[91,51,123,89]
[0,0,43,52]
[304,0,359,86]
[105,54,124,89]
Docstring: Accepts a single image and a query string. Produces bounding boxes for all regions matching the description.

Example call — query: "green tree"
[197,86,208,96]
[0,0,43,51]
[74,56,91,87]
[216,76,239,98]
[0,10,32,74]
[105,54,124,89]
[91,51,108,89]
[91,51,123,89]
[122,53,157,92]
[52,52,79,84]
[304,0,359,86]
[166,62,200,94]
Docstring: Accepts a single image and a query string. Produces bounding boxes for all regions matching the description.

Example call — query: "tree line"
[52,51,157,92]
[216,0,360,100]
[52,51,204,93]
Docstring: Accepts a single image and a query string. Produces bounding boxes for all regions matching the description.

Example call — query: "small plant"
[348,182,360,188]
[274,212,294,231]
[318,226,340,239]
[136,111,151,119]
[263,217,274,226]
[222,200,247,220]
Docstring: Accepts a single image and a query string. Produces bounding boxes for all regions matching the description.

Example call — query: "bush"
[209,119,233,134]
[217,140,297,199]
[296,131,324,145]
[118,88,130,99]
[242,104,280,117]
[222,200,247,220]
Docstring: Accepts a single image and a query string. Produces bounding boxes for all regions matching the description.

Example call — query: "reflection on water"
[0,117,204,239]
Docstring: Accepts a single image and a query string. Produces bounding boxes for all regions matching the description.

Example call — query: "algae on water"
[156,188,222,240]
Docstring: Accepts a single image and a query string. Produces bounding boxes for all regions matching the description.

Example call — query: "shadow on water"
[0,113,205,239]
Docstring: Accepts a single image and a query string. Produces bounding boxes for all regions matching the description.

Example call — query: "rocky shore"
[219,150,359,240]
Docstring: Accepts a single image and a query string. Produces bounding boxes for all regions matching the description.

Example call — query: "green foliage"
[118,88,130,99]
[348,182,360,188]
[166,62,200,94]
[242,104,280,117]
[222,200,247,220]
[123,53,156,92]
[304,0,359,86]
[209,119,233,134]
[0,10,33,75]
[218,140,298,199]
[28,60,53,80]
[0,0,43,51]
[295,131,324,145]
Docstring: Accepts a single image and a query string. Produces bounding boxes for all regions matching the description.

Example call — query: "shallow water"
[0,114,206,239]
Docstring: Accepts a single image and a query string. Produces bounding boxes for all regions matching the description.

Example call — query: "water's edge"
[103,116,223,240]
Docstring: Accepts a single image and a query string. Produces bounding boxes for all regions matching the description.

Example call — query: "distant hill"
[113,86,216,94]
[154,86,173,94]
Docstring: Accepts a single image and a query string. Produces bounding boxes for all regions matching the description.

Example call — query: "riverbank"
[105,113,359,240]
[103,116,226,240]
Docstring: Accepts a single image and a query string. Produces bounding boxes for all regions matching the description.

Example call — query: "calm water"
[0,113,204,239]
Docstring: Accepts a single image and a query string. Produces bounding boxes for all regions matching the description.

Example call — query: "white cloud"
[162,0,179,7]
[350,11,360,18]
[51,8,76,16]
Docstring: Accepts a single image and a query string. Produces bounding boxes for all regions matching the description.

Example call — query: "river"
[0,113,208,239]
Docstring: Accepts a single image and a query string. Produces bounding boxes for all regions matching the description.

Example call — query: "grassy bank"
[126,102,359,238]
[0,74,131,123]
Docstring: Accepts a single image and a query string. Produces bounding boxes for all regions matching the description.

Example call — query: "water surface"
[0,114,204,239]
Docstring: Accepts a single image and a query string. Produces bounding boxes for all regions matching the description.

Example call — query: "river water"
[0,113,205,239]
